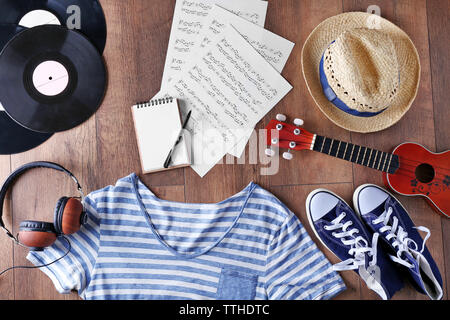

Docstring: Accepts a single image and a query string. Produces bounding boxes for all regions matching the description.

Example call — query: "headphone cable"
[0,236,71,277]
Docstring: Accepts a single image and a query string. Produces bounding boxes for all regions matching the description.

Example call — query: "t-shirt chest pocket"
[217,268,258,300]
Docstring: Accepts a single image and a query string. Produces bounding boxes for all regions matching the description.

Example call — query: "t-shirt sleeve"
[26,194,100,298]
[264,207,346,300]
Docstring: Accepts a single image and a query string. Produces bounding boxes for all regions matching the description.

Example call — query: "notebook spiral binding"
[136,97,173,109]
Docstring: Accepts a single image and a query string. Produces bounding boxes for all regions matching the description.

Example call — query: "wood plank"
[150,184,185,202]
[0,0,447,301]
[262,0,353,187]
[270,183,361,300]
[0,156,13,299]
[96,0,184,189]
[9,117,97,299]
[427,0,450,299]
[184,155,258,203]
[427,0,450,151]
[343,0,396,21]
[343,0,446,300]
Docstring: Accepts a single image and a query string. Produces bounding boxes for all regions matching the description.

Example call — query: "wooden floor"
[0,0,448,300]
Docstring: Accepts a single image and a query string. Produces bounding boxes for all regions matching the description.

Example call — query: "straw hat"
[301,12,420,133]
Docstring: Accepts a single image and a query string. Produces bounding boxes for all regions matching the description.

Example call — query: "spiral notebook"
[131,97,191,174]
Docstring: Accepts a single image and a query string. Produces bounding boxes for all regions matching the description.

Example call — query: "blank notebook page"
[132,98,190,173]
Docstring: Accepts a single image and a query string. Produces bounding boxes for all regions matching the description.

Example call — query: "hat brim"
[301,12,421,133]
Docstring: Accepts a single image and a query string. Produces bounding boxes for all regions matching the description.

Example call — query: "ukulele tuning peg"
[276,114,287,122]
[265,148,275,157]
[283,152,293,160]
[294,118,304,126]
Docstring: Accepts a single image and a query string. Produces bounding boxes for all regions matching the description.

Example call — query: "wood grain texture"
[343,0,446,300]
[0,156,13,299]
[262,0,354,187]
[270,183,361,300]
[0,0,447,300]
[427,0,450,298]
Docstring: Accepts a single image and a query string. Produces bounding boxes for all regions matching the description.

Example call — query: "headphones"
[0,161,87,251]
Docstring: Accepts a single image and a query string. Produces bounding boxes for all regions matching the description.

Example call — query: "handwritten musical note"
[196,5,295,74]
[154,26,292,177]
[161,0,268,87]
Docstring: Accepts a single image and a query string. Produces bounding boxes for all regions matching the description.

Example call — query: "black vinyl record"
[0,24,52,154]
[0,0,106,53]
[0,111,53,155]
[0,25,107,133]
[0,23,26,51]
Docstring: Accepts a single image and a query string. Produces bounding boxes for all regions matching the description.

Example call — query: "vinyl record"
[0,0,107,53]
[0,23,52,154]
[0,25,107,133]
[0,107,53,155]
[0,23,26,51]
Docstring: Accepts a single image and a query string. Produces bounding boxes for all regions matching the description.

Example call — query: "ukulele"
[265,114,450,218]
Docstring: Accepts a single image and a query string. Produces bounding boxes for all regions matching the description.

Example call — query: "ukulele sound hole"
[415,163,435,183]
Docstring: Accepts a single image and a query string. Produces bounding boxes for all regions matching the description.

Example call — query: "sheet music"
[155,26,292,177]
[194,5,295,157]
[161,0,268,87]
[197,5,295,73]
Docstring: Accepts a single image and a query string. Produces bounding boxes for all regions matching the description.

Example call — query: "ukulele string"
[293,132,450,177]
[394,160,449,180]
[276,138,448,183]
[396,157,450,174]
[271,126,449,180]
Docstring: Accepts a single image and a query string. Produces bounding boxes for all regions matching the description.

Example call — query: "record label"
[0,25,107,133]
[32,60,69,97]
[18,10,61,27]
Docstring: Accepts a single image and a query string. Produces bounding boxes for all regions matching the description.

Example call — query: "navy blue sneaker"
[306,189,404,300]
[353,184,443,300]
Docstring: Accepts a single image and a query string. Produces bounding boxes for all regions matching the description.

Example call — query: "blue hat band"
[319,53,386,118]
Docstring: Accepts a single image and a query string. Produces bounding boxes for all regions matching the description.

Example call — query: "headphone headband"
[0,161,83,242]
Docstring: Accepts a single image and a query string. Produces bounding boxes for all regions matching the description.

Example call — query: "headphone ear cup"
[18,220,57,251]
[54,197,84,235]
[54,197,69,235]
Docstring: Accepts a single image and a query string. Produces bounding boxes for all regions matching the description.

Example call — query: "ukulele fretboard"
[312,136,400,174]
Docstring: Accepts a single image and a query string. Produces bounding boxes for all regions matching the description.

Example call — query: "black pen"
[164,110,192,168]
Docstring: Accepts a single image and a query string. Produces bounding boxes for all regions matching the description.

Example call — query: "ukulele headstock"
[265,114,316,160]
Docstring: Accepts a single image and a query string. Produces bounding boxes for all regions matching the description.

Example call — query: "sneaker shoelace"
[372,207,431,269]
[324,212,379,272]
[325,212,386,298]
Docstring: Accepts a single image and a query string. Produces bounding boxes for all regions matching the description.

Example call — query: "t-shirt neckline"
[130,173,257,259]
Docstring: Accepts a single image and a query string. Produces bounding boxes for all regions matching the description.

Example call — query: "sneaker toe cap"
[308,191,340,221]
[356,185,389,215]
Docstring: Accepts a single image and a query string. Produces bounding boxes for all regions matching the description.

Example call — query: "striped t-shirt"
[28,174,346,300]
